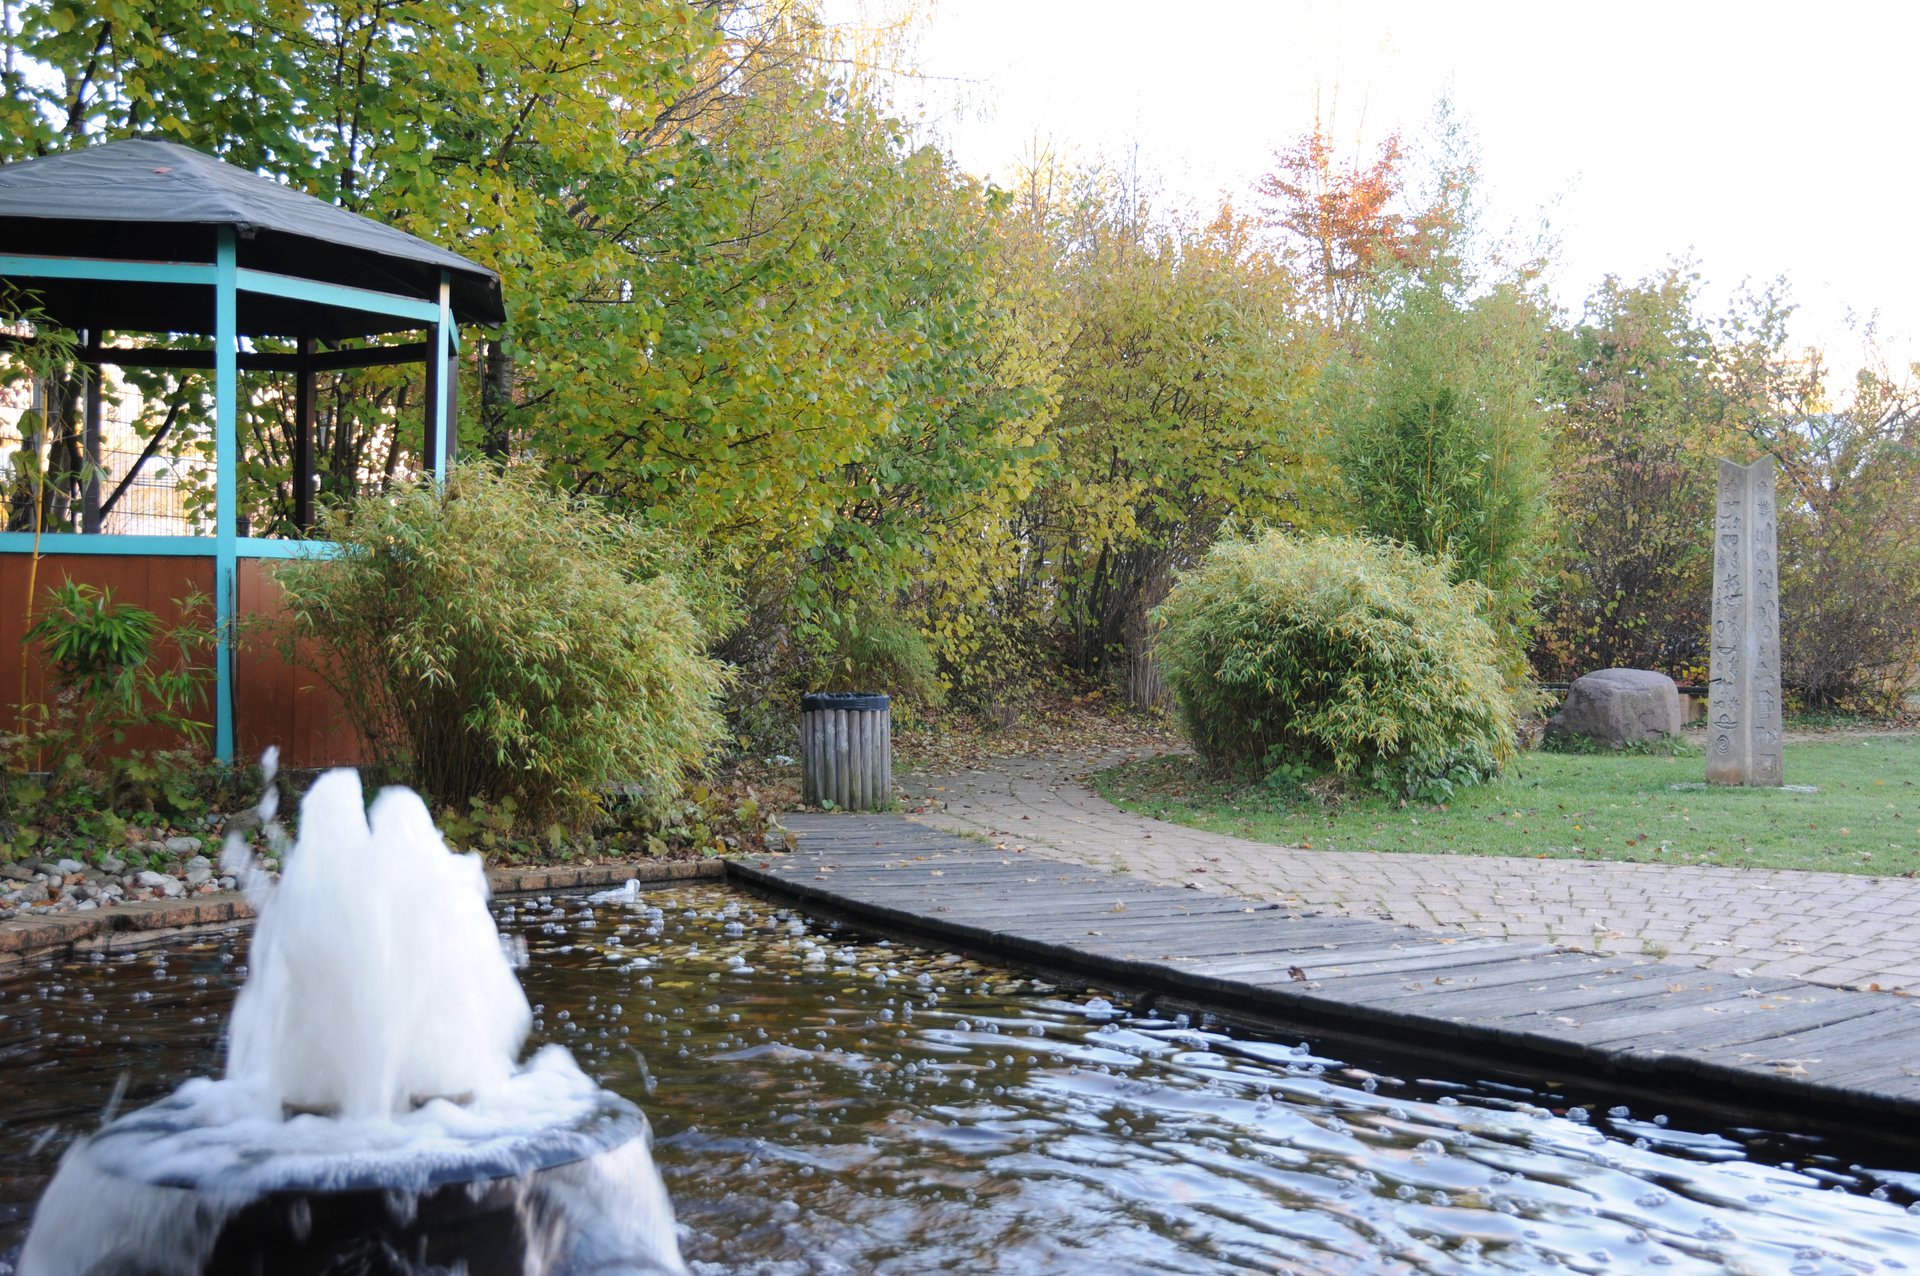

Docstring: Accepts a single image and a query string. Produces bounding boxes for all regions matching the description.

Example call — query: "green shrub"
[23,581,214,760]
[1155,531,1520,800]
[810,601,942,714]
[276,467,728,831]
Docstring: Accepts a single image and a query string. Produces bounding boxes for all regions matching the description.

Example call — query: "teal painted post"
[214,229,238,764]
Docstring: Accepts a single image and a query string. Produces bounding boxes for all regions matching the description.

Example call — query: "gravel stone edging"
[0,858,727,967]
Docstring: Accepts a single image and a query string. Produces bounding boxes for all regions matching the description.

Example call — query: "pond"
[3,882,1918,1274]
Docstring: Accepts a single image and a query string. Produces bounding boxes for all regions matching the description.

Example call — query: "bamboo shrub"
[276,467,727,831]
[1155,531,1520,800]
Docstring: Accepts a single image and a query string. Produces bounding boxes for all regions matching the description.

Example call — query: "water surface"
[3,883,1918,1274]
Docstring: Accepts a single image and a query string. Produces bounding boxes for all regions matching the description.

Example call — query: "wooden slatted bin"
[800,692,892,811]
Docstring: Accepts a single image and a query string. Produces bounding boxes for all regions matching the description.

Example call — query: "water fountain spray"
[20,761,687,1274]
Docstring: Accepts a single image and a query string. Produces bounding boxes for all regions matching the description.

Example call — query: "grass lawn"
[1092,735,1920,877]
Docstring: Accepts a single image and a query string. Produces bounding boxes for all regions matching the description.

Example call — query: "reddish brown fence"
[2,552,365,767]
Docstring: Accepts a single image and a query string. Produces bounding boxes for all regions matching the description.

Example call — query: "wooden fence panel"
[2,552,366,768]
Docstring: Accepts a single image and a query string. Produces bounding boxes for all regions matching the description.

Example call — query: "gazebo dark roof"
[0,139,504,338]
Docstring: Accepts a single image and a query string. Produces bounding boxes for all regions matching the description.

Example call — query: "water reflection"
[3,883,1918,1275]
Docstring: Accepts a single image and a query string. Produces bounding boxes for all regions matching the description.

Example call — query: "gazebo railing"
[0,231,457,764]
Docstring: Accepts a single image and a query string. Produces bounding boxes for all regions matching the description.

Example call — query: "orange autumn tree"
[1256,121,1409,334]
[1257,113,1478,336]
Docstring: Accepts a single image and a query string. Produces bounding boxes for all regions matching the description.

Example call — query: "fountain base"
[22,1050,686,1275]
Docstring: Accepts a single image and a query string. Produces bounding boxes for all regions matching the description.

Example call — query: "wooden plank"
[1481,983,1791,1043]
[1577,987,1886,1051]
[1108,924,1405,963]
[933,905,1267,936]
[993,915,1278,949]
[1686,1004,1920,1063]
[1810,1054,1920,1090]
[1285,946,1582,992]
[1280,949,1607,1001]
[1336,944,1635,997]
[1365,963,1691,1018]
[1218,937,1546,983]
[821,865,1125,889]
[1499,969,1806,1028]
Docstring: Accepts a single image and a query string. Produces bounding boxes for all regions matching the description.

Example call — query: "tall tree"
[1717,293,1920,710]
[1533,267,1727,681]
[1026,169,1330,700]
[1256,119,1407,334]
[1328,275,1553,673]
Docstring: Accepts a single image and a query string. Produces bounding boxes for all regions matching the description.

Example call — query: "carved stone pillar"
[1706,457,1784,786]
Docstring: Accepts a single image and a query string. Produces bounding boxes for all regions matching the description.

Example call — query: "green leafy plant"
[1155,531,1520,801]
[1257,751,1323,807]
[275,466,729,832]
[21,582,213,772]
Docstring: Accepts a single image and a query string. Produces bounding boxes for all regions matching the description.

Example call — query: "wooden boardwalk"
[731,813,1920,1132]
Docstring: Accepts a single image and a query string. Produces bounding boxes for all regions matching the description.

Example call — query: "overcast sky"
[855,0,1917,378]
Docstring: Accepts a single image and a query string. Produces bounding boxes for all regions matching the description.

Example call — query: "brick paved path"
[900,749,1920,995]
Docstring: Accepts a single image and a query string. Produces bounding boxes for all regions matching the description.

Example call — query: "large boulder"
[1544,669,1683,748]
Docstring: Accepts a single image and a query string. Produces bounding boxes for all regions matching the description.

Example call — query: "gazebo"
[0,139,504,763]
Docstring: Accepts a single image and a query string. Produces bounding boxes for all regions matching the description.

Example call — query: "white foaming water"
[227,768,531,1119]
[21,762,687,1274]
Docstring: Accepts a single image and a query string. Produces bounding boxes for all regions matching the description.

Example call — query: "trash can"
[800,692,891,810]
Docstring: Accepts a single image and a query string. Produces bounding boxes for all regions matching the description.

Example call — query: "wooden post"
[423,321,442,484]
[294,336,316,533]
[799,693,891,810]
[444,341,459,461]
[80,328,103,533]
